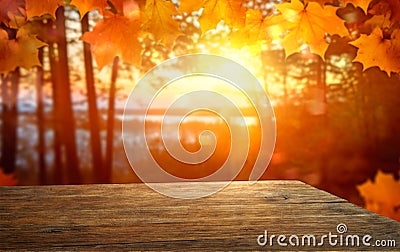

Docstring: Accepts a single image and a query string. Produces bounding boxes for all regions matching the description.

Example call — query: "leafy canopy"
[0,0,400,75]
[0,25,46,73]
[350,27,400,75]
[179,0,246,32]
[82,13,142,69]
[272,0,348,57]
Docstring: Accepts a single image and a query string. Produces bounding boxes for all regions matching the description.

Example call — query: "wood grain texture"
[0,181,398,250]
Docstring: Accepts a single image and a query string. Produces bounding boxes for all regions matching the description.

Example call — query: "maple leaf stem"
[107,0,119,14]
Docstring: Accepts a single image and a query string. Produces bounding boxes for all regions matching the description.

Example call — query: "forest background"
[0,0,399,221]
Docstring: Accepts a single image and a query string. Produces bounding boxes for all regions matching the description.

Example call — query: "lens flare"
[122,54,276,198]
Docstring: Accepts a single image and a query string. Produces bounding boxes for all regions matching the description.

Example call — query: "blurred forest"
[0,0,400,221]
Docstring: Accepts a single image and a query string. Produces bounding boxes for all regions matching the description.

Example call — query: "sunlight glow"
[150,75,253,109]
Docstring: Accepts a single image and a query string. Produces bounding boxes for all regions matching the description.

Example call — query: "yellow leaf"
[143,0,181,46]
[231,9,268,47]
[81,14,142,69]
[231,9,290,50]
[179,0,246,31]
[349,27,400,74]
[357,170,400,221]
[0,25,46,74]
[25,0,64,19]
[273,0,348,57]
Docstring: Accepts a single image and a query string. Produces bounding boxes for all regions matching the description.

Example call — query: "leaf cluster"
[0,0,400,74]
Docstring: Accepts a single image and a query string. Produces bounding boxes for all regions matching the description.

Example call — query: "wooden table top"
[0,180,399,250]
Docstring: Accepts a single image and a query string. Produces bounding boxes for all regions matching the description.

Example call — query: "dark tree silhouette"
[81,13,104,183]
[0,69,19,174]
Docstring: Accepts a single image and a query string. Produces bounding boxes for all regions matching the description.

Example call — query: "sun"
[149,74,254,109]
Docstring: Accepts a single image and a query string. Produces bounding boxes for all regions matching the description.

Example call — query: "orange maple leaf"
[272,0,348,57]
[357,170,400,221]
[0,25,46,73]
[342,0,371,12]
[105,0,143,15]
[363,14,391,32]
[179,0,246,32]
[369,0,400,24]
[122,0,141,18]
[304,0,331,6]
[0,169,18,186]
[69,0,109,17]
[81,13,142,69]
[349,27,400,74]
[143,0,181,46]
[25,0,64,19]
[0,0,25,28]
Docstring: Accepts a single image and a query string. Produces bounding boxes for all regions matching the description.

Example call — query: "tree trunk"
[55,7,82,184]
[0,69,19,174]
[36,48,47,184]
[81,13,104,183]
[48,42,64,184]
[104,57,119,183]
[47,7,83,184]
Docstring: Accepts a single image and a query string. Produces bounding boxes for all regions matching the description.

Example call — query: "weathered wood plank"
[0,181,398,250]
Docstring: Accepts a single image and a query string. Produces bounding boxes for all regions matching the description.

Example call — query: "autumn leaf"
[230,9,288,49]
[305,0,331,6]
[81,13,142,69]
[357,170,400,221]
[70,0,109,17]
[272,0,348,57]
[0,169,17,186]
[0,25,46,73]
[0,31,10,72]
[324,35,357,59]
[342,0,371,12]
[362,14,391,33]
[179,0,246,32]
[143,0,181,46]
[349,27,400,74]
[0,0,25,28]
[122,0,141,18]
[231,9,268,47]
[106,0,125,14]
[25,0,64,19]
[369,0,400,24]
[385,0,400,23]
